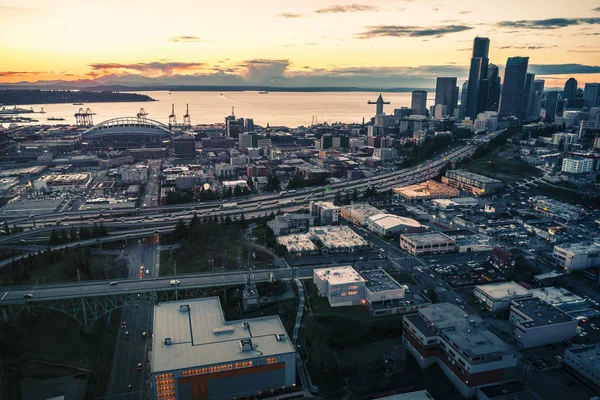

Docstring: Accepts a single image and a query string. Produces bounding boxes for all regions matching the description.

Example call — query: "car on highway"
[455,298,462,304]
[137,363,143,370]
[23,293,33,299]
[142,331,147,338]
[127,384,132,392]
[429,274,436,279]
[109,281,118,286]
[124,331,130,339]
[122,321,126,329]
[170,280,180,285]
[416,267,423,273]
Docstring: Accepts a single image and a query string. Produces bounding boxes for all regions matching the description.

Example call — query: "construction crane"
[137,108,148,122]
[168,104,176,128]
[74,107,95,126]
[182,104,191,126]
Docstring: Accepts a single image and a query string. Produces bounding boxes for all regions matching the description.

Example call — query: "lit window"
[266,357,278,364]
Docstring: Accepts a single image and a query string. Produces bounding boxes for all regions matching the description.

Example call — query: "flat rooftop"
[420,303,512,357]
[477,381,538,400]
[432,197,479,208]
[368,214,421,230]
[276,234,318,253]
[361,269,403,293]
[314,266,366,285]
[401,232,455,245]
[393,180,459,199]
[375,390,434,400]
[309,226,368,249]
[475,282,531,301]
[566,344,600,371]
[511,297,574,328]
[152,297,295,374]
[555,242,600,254]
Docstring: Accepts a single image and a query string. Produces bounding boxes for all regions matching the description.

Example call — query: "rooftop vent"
[275,334,286,342]
[242,322,250,329]
[164,338,173,346]
[179,305,190,312]
[240,338,253,352]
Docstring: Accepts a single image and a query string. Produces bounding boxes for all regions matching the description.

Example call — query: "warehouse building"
[340,203,382,226]
[399,232,456,256]
[552,242,600,273]
[393,180,460,203]
[366,214,422,236]
[474,282,532,313]
[563,344,600,391]
[402,303,518,398]
[531,287,599,319]
[33,173,92,192]
[276,234,319,255]
[313,266,366,307]
[151,297,296,400]
[442,170,503,197]
[509,297,577,349]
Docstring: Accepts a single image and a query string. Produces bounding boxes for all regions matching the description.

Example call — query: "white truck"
[170,280,180,286]
[220,202,238,209]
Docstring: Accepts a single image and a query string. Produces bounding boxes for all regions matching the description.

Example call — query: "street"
[105,243,157,399]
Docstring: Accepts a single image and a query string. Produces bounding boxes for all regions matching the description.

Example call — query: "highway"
[0,142,478,230]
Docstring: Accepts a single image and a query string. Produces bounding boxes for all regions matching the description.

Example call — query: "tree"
[173,218,187,241]
[266,174,281,192]
[190,212,201,229]
[246,177,254,190]
[3,221,9,235]
[70,226,79,242]
[233,185,243,197]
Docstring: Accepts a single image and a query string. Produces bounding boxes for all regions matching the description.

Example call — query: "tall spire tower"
[368,94,390,116]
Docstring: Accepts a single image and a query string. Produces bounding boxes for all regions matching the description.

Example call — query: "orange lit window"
[234,361,253,369]
[348,291,358,296]
[266,357,278,364]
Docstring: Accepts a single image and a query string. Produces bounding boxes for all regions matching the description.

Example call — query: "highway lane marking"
[1,290,9,301]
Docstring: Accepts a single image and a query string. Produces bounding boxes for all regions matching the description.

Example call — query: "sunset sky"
[1,0,600,88]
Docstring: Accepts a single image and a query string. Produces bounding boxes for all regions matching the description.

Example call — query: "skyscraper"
[459,81,468,119]
[544,91,559,122]
[523,73,535,121]
[527,80,545,120]
[499,57,529,119]
[563,78,578,101]
[584,83,600,108]
[466,37,490,119]
[411,90,427,116]
[486,64,500,111]
[435,77,458,117]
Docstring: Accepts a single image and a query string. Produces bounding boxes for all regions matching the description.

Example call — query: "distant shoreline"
[0,89,156,106]
[0,85,434,94]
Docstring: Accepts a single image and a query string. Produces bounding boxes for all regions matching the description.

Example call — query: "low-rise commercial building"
[367,213,422,236]
[276,234,319,255]
[121,165,149,183]
[563,344,600,391]
[400,232,456,256]
[531,287,599,319]
[552,242,600,273]
[509,297,577,348]
[313,266,366,307]
[529,196,582,223]
[431,197,479,211]
[151,297,296,400]
[474,282,532,313]
[340,203,382,226]
[442,170,503,196]
[308,226,369,253]
[403,303,518,398]
[33,173,92,192]
[393,180,459,203]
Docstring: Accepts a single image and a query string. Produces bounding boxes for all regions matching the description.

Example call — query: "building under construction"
[393,180,459,203]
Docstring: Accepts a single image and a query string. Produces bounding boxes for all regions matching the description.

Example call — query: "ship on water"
[0,106,35,114]
[47,117,65,121]
[259,91,268,94]
[73,102,84,105]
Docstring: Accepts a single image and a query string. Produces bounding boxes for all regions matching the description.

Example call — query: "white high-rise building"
[562,157,593,174]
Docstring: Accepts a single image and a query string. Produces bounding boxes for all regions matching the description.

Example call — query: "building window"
[266,357,278,364]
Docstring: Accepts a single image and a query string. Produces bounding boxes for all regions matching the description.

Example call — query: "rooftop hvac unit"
[164,338,173,345]
[242,322,250,329]
[275,334,286,342]
[179,305,190,312]
[240,339,253,352]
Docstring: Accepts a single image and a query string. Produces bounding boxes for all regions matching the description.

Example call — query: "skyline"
[2,0,600,88]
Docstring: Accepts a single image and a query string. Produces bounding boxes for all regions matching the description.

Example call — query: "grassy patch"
[464,146,543,184]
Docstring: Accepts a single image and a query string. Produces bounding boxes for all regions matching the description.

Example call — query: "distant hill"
[0,89,155,105]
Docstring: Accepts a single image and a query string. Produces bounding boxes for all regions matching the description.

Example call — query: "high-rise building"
[434,77,458,117]
[527,79,545,120]
[486,64,500,111]
[499,57,529,119]
[523,73,536,121]
[564,78,578,101]
[226,117,244,139]
[584,83,600,108]
[411,90,427,115]
[244,118,255,132]
[459,81,468,119]
[466,37,490,119]
[544,91,559,122]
